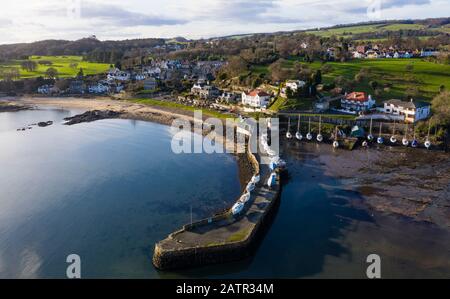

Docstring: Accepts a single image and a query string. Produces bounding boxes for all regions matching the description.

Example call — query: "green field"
[280,58,449,103]
[304,22,433,40]
[0,56,111,79]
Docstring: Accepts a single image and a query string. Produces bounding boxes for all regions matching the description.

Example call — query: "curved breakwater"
[152,130,283,270]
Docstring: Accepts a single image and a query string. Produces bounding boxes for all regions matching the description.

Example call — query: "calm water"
[0,107,241,278]
[1,108,449,279]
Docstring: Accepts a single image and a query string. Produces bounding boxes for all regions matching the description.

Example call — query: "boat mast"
[318,116,322,135]
[308,117,311,133]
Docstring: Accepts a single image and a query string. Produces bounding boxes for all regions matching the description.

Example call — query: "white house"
[341,92,375,112]
[421,49,439,57]
[88,82,110,94]
[382,99,431,123]
[352,51,366,59]
[242,90,271,108]
[285,80,306,92]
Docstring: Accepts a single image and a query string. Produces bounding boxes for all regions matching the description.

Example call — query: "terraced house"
[382,99,431,123]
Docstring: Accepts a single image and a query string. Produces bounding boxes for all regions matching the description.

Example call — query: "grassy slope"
[285,58,450,103]
[304,22,432,40]
[0,55,110,79]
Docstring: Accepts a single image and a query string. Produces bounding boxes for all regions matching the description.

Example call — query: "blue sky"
[0,0,449,44]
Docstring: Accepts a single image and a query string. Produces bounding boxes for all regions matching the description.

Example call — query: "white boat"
[402,124,409,146]
[251,175,260,184]
[286,118,293,139]
[362,140,368,147]
[377,123,384,144]
[267,173,277,188]
[231,202,245,215]
[367,118,374,141]
[295,115,302,140]
[239,192,251,203]
[306,117,313,140]
[390,121,397,144]
[317,116,323,143]
[246,182,256,192]
[424,120,432,150]
[266,149,276,156]
[333,141,339,148]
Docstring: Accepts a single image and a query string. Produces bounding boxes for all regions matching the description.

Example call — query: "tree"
[269,59,292,83]
[77,68,84,79]
[313,70,322,85]
[369,80,378,90]
[45,67,58,79]
[21,60,38,72]
[431,91,450,126]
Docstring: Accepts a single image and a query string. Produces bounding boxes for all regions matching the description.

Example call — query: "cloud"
[383,0,431,9]
[0,18,12,26]
[184,0,304,24]
[79,2,188,26]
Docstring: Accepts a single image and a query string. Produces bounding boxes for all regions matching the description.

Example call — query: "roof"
[246,90,269,97]
[345,92,368,102]
[385,99,430,109]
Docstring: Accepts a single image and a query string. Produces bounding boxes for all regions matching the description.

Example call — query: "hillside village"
[0,18,449,126]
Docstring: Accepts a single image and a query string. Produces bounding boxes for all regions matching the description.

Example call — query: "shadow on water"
[158,141,376,278]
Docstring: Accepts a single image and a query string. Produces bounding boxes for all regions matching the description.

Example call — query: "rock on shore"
[63,110,122,125]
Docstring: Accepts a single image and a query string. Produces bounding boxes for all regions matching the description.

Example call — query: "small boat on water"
[332,126,339,148]
[295,115,303,140]
[246,182,256,192]
[425,120,432,149]
[286,118,293,139]
[251,175,260,184]
[411,125,418,148]
[402,124,409,147]
[239,192,251,204]
[316,116,323,143]
[231,202,245,215]
[267,173,277,188]
[390,121,397,144]
[306,117,313,141]
[367,118,374,142]
[377,123,384,144]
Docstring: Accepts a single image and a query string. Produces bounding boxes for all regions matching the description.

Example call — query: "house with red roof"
[341,92,375,112]
[242,90,271,108]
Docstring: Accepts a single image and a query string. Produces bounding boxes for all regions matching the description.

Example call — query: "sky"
[0,0,449,44]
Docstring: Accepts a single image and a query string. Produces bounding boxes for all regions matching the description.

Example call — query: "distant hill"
[0,37,166,61]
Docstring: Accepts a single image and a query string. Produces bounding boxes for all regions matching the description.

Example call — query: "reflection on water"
[164,141,450,279]
[1,108,449,278]
[0,107,241,278]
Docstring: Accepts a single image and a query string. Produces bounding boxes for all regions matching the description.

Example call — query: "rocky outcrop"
[37,121,53,127]
[63,110,122,125]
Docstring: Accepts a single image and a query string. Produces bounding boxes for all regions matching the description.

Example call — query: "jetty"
[152,134,283,270]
